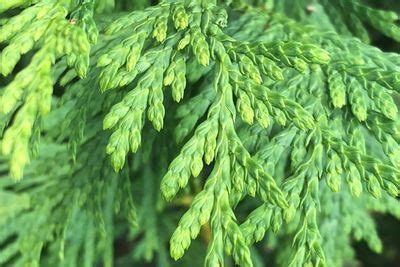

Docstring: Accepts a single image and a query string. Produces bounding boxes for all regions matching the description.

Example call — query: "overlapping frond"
[0,0,399,266]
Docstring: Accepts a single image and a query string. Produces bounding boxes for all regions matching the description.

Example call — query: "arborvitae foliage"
[0,0,399,266]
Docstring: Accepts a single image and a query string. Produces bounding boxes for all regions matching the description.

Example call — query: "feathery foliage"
[0,0,400,266]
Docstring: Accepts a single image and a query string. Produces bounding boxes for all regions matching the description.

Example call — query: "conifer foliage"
[0,0,399,266]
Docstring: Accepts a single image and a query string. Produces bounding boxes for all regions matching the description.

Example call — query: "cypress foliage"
[0,0,399,266]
